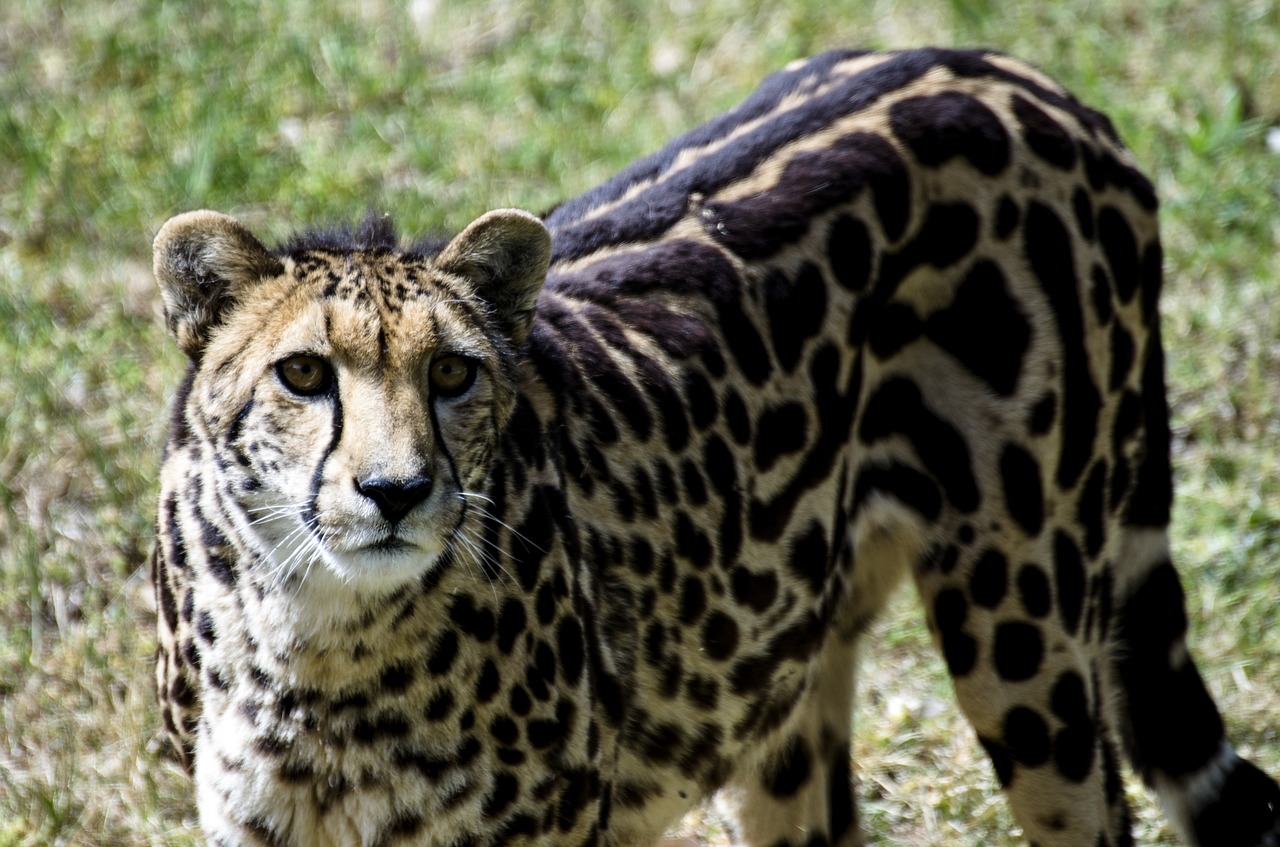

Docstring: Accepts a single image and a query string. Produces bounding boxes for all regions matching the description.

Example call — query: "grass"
[1,0,1278,844]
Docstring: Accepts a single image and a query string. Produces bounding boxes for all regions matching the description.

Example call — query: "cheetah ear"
[153,210,283,358]
[436,209,551,346]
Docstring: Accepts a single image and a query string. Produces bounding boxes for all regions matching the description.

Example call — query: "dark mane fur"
[272,212,452,258]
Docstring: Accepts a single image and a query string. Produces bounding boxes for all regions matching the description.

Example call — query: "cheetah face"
[154,209,550,592]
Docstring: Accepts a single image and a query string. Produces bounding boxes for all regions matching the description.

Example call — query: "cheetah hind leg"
[713,631,862,847]
[1106,527,1280,847]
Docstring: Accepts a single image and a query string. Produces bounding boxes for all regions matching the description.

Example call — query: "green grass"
[2,0,1278,844]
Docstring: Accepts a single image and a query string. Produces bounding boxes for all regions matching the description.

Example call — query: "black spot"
[970,549,1008,608]
[730,566,778,612]
[498,598,527,655]
[637,719,684,764]
[1054,531,1086,636]
[535,640,557,685]
[718,490,744,570]
[868,302,923,359]
[934,589,976,676]
[535,581,556,625]
[1099,207,1140,304]
[482,772,520,817]
[195,609,215,643]
[926,260,1031,397]
[684,369,718,429]
[754,403,809,473]
[686,675,721,711]
[1004,706,1051,765]
[701,611,740,661]
[859,378,979,513]
[1125,337,1172,527]
[675,512,713,569]
[1109,321,1135,392]
[1050,671,1090,724]
[489,716,519,746]
[679,576,708,624]
[681,460,708,505]
[449,595,495,642]
[630,466,659,519]
[206,548,237,588]
[728,612,824,695]
[767,263,827,372]
[1026,202,1100,489]
[1000,442,1044,536]
[828,744,857,844]
[788,521,830,595]
[1012,94,1078,170]
[557,617,586,685]
[352,712,410,744]
[828,215,874,291]
[1018,564,1052,618]
[643,622,667,668]
[629,537,655,577]
[764,735,813,797]
[1077,460,1108,557]
[1054,720,1097,783]
[475,660,500,702]
[723,390,752,444]
[1029,393,1057,435]
[704,435,736,497]
[717,299,773,385]
[1072,186,1096,240]
[995,195,1020,239]
[993,622,1043,681]
[380,663,416,693]
[914,203,981,268]
[425,690,454,722]
[427,630,459,676]
[932,544,961,574]
[890,91,1011,175]
[1090,264,1114,325]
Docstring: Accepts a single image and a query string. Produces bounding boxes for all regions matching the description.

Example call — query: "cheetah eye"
[276,355,333,396]
[429,355,477,397]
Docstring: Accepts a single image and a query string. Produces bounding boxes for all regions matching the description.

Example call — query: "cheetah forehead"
[190,250,483,386]
[154,207,550,365]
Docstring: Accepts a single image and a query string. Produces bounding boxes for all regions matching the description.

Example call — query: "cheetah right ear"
[153,211,283,358]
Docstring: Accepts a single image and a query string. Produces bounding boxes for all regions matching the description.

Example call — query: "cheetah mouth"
[363,536,416,554]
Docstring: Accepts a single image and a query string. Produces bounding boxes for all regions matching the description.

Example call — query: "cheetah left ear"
[436,209,551,347]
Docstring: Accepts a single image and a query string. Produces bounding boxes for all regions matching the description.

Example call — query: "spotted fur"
[152,48,1280,847]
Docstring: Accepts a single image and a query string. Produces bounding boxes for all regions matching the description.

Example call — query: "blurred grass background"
[1,0,1278,844]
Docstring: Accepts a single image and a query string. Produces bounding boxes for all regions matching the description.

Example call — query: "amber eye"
[276,355,332,396]
[429,355,477,397]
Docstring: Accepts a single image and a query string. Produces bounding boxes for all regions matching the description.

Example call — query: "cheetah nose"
[355,474,433,524]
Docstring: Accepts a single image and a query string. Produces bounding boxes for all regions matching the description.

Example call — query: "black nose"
[355,475,433,524]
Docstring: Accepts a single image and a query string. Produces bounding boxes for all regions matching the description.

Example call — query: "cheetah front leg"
[714,631,862,847]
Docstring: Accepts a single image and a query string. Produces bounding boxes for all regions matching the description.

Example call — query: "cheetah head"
[153,209,550,594]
